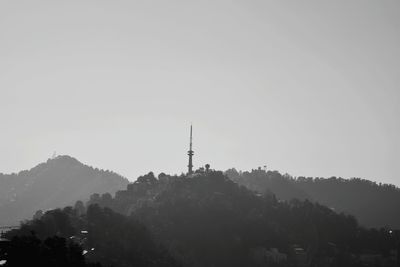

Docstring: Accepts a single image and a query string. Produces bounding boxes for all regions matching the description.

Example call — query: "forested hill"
[7,170,398,267]
[0,155,129,226]
[91,172,398,266]
[225,168,400,229]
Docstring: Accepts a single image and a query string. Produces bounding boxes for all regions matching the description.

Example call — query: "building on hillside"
[250,247,287,265]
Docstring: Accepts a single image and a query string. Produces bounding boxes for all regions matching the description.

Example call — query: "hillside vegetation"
[0,156,128,226]
[5,171,395,267]
[226,168,400,229]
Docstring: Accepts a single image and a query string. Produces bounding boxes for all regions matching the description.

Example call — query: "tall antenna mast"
[190,125,193,151]
[187,125,194,174]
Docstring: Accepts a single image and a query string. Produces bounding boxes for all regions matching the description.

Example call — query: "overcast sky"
[1,0,399,185]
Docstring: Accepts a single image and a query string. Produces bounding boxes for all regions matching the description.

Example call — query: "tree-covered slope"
[87,171,398,267]
[225,168,400,229]
[3,205,178,267]
[0,155,129,226]
[4,170,399,267]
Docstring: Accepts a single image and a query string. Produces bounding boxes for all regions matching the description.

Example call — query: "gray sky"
[1,0,399,185]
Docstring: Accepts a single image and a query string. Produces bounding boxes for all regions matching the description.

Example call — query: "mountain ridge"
[2,155,399,230]
[225,168,400,229]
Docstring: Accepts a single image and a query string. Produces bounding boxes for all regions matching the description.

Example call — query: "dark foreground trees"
[0,234,101,267]
[3,205,179,267]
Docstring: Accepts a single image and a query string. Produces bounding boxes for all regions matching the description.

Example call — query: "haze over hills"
[2,154,399,230]
[226,168,400,229]
[0,155,129,226]
[2,158,400,266]
[6,170,397,267]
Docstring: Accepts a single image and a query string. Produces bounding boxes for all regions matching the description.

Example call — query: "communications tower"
[187,125,194,174]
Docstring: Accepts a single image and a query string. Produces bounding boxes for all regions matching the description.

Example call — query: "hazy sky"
[1,1,399,185]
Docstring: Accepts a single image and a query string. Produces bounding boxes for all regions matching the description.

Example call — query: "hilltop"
[0,155,129,226]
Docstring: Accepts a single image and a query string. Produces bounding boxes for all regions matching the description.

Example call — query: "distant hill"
[0,155,129,226]
[225,168,400,229]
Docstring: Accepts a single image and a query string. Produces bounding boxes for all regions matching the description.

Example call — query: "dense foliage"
[226,168,400,229]
[3,205,179,267]
[88,171,399,267]
[3,170,399,267]
[0,234,101,267]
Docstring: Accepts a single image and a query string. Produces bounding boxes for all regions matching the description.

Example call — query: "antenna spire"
[187,124,194,174]
[190,125,193,150]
